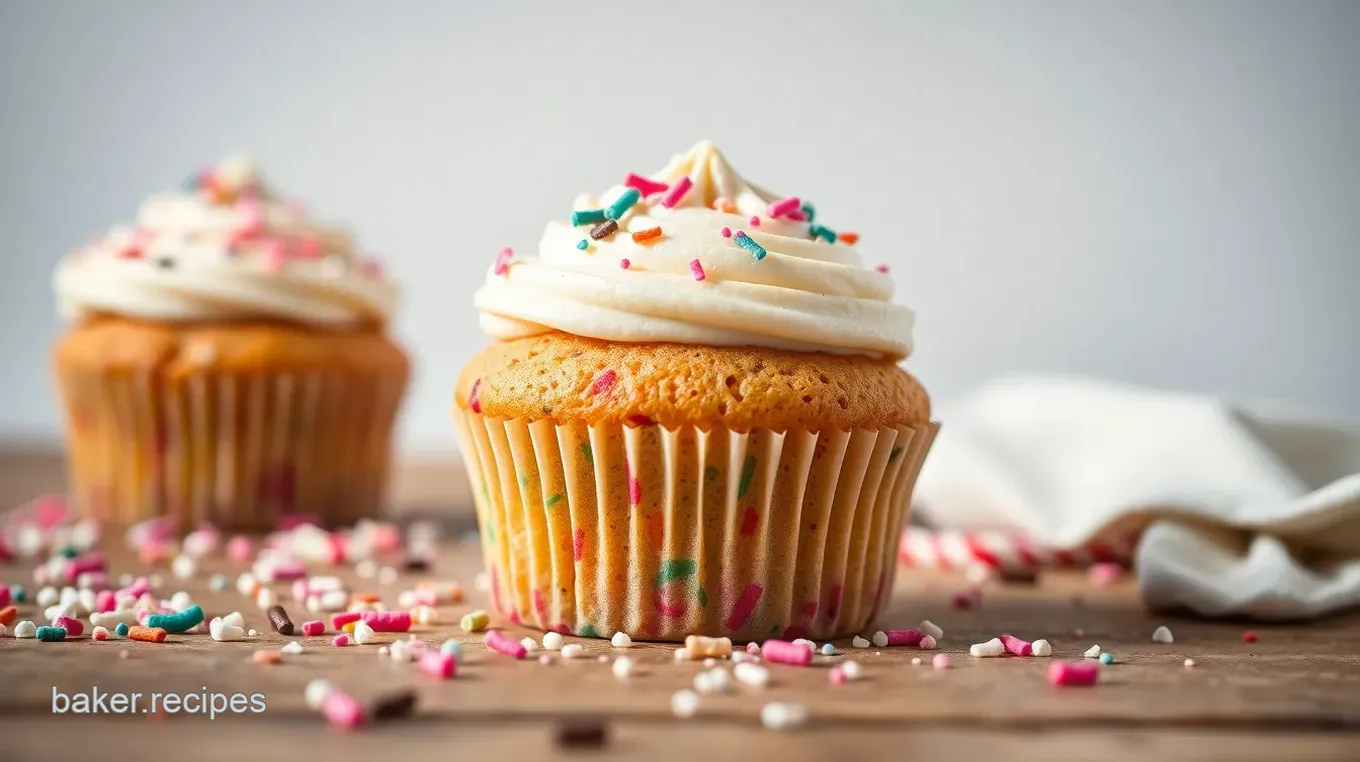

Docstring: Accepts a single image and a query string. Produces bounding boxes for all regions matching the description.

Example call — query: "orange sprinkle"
[712,198,737,214]
[342,622,357,633]
[352,593,382,604]
[253,650,283,664]
[631,227,662,244]
[839,232,860,245]
[0,605,17,626]
[128,626,167,643]
[450,586,466,604]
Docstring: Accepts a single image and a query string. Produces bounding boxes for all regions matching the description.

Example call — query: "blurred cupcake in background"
[52,157,409,531]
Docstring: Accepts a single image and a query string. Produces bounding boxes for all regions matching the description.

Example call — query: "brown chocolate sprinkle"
[554,718,608,749]
[266,604,295,636]
[371,689,419,721]
[403,557,430,573]
[589,219,619,240]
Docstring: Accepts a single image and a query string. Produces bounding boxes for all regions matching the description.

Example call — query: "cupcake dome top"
[474,141,915,360]
[53,156,398,328]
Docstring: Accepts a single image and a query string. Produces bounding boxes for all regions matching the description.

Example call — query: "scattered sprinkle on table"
[1242,631,1258,643]
[852,635,870,648]
[1049,661,1099,686]
[671,690,700,719]
[1084,645,1102,658]
[1099,652,1115,664]
[1152,625,1174,643]
[561,643,586,659]
[1032,639,1053,657]
[760,702,809,731]
[543,631,564,651]
[611,631,633,648]
[970,638,1005,658]
[555,719,609,750]
[460,610,489,633]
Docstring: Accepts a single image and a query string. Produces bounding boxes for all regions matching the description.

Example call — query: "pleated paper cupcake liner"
[58,369,406,531]
[453,408,938,642]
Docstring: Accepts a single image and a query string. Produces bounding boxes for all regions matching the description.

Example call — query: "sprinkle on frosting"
[493,247,514,277]
[712,197,736,214]
[620,258,631,269]
[720,227,732,238]
[800,202,816,222]
[572,209,606,226]
[659,176,693,209]
[767,197,801,218]
[624,173,669,197]
[605,188,641,221]
[875,264,889,274]
[809,224,837,244]
[576,239,589,251]
[589,219,619,240]
[732,231,767,261]
[631,227,662,244]
[839,232,860,245]
[748,216,761,227]
[689,259,706,281]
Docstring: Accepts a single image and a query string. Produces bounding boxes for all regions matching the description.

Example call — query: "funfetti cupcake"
[53,157,409,531]
[455,141,936,642]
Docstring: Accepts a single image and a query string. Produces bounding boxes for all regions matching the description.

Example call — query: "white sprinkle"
[542,631,564,651]
[920,619,944,640]
[247,629,259,637]
[539,654,553,665]
[791,637,816,651]
[171,554,196,580]
[236,574,256,597]
[1183,658,1195,668]
[612,656,636,680]
[694,667,732,694]
[209,618,246,642]
[1031,639,1053,657]
[1152,626,1174,644]
[561,643,585,659]
[703,658,717,668]
[611,631,633,648]
[520,636,538,652]
[0,623,8,638]
[760,702,809,731]
[353,621,377,645]
[170,591,194,611]
[15,621,37,638]
[671,689,700,719]
[731,651,752,664]
[355,559,377,579]
[281,641,304,655]
[851,636,871,649]
[377,566,398,585]
[734,662,770,688]
[148,574,164,589]
[597,655,609,663]
[840,660,862,680]
[77,588,97,613]
[919,635,937,650]
[255,588,276,609]
[304,679,336,710]
[473,572,491,592]
[222,611,245,629]
[673,647,691,662]
[871,631,889,648]
[378,646,389,656]
[1084,645,1102,658]
[965,564,993,585]
[397,591,419,609]
[970,638,1005,658]
[411,605,438,626]
[911,657,922,666]
[36,587,58,607]
[440,639,463,659]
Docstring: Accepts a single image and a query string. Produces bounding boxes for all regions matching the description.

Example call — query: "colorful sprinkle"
[689,259,706,281]
[628,473,642,507]
[740,507,759,537]
[577,622,600,639]
[737,456,757,500]
[767,197,801,218]
[581,443,593,464]
[1242,631,1258,643]
[295,236,321,259]
[712,197,737,213]
[545,494,563,508]
[572,209,607,226]
[576,239,589,251]
[801,203,817,221]
[660,176,694,208]
[573,529,586,561]
[589,369,618,396]
[493,247,513,276]
[656,559,697,587]
[733,231,767,261]
[624,173,669,196]
[590,219,619,240]
[839,232,859,245]
[1049,661,1099,686]
[725,583,764,631]
[605,188,641,221]
[631,227,662,244]
[468,379,482,414]
[720,227,732,238]
[619,258,631,269]
[809,224,837,243]
[875,264,889,274]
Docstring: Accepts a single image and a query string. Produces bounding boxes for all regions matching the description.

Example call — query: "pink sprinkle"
[1242,631,1258,643]
[624,173,669,196]
[295,236,322,259]
[332,634,350,647]
[725,583,764,631]
[689,259,706,281]
[468,378,482,414]
[766,196,802,218]
[932,653,951,669]
[67,553,105,578]
[1000,633,1033,657]
[1088,562,1123,586]
[829,667,847,685]
[421,650,458,678]
[786,209,809,222]
[270,561,307,582]
[302,620,325,636]
[885,629,924,647]
[237,197,264,236]
[620,258,631,269]
[93,628,108,641]
[321,690,366,730]
[262,241,287,272]
[746,642,761,654]
[331,612,362,630]
[53,615,84,637]
[493,246,513,277]
[572,528,585,561]
[720,227,732,238]
[919,635,937,650]
[761,639,813,667]
[485,629,528,659]
[1048,661,1099,686]
[749,216,761,227]
[95,590,116,613]
[659,176,693,208]
[118,577,150,600]
[360,611,411,632]
[628,474,642,506]
[226,536,253,563]
[589,369,618,396]
[952,589,981,610]
[875,264,889,274]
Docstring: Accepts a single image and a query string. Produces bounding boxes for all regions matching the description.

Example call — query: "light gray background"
[3,0,1358,455]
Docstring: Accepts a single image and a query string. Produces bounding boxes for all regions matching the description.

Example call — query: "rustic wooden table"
[1,458,1358,761]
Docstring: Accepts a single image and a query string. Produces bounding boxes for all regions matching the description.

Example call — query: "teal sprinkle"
[581,443,593,464]
[733,231,767,261]
[546,494,563,508]
[577,622,600,639]
[59,546,79,559]
[737,455,757,500]
[696,587,709,608]
[1099,652,1115,665]
[572,209,607,226]
[115,623,130,637]
[704,465,719,481]
[575,239,589,251]
[146,604,204,634]
[604,188,641,221]
[801,202,817,222]
[10,585,26,603]
[36,626,67,642]
[809,224,838,243]
[821,643,836,656]
[655,558,697,588]
[888,446,904,461]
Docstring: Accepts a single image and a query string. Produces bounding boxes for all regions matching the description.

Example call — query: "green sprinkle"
[656,558,697,588]
[576,239,589,251]
[737,455,757,500]
[581,443,593,464]
[801,202,816,222]
[572,209,607,226]
[696,587,709,608]
[115,623,129,637]
[519,473,530,488]
[604,188,641,221]
[545,494,563,508]
[577,622,600,639]
[146,604,204,634]
[36,626,67,642]
[888,446,904,461]
[59,546,79,559]
[733,231,767,260]
[9,585,26,603]
[809,224,838,243]
[704,465,719,481]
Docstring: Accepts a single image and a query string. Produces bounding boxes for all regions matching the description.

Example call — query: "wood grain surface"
[1,456,1359,761]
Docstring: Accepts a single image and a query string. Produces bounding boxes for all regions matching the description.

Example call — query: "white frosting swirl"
[475,141,914,359]
[54,156,398,327]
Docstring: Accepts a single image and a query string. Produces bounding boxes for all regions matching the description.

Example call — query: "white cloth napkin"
[912,375,1360,620]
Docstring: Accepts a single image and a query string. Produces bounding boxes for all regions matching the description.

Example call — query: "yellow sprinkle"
[460,610,490,633]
